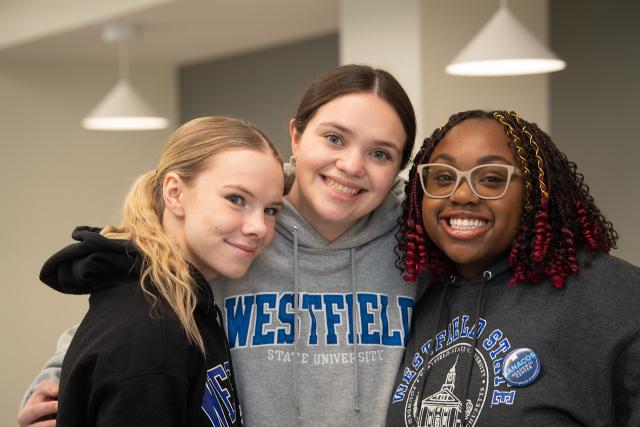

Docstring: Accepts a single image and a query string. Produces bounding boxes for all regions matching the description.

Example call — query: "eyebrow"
[223,184,284,206]
[317,121,403,153]
[430,153,515,165]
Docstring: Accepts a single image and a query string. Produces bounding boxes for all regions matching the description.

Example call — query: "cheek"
[499,193,524,242]
[421,195,436,219]
[265,222,277,244]
[421,197,440,235]
[371,166,400,193]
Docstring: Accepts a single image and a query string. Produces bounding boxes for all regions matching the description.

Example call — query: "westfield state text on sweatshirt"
[211,178,419,426]
[40,227,242,427]
[386,254,640,426]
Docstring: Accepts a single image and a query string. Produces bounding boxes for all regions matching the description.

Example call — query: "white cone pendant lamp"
[82,24,168,130]
[446,0,566,76]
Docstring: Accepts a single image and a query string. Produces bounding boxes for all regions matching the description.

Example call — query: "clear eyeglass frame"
[416,163,522,200]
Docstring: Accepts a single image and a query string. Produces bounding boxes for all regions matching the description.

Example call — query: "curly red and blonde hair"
[396,110,617,288]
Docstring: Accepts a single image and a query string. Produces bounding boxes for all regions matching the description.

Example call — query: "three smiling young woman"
[18,73,640,427]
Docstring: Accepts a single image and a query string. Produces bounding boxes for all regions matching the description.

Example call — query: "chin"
[218,266,250,280]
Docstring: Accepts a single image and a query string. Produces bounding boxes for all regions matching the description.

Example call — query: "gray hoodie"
[212,179,418,426]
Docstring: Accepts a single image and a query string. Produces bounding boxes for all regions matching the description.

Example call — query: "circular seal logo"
[403,343,488,427]
[502,347,541,387]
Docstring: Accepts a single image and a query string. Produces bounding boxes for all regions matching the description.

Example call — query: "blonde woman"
[23,117,284,426]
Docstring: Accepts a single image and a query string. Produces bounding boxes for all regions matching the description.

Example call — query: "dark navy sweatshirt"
[386,253,640,426]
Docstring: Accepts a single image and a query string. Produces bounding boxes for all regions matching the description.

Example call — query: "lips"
[439,213,491,239]
[225,240,258,257]
[322,175,364,197]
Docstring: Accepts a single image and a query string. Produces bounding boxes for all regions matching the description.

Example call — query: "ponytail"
[102,170,204,352]
[101,116,282,353]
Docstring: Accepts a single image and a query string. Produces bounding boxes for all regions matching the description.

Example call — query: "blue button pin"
[502,348,541,387]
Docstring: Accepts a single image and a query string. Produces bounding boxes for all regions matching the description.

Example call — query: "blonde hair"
[102,116,281,353]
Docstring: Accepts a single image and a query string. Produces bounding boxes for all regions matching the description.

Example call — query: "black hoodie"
[41,227,242,427]
[386,253,640,426]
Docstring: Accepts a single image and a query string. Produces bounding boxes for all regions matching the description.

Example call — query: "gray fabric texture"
[387,253,640,426]
[212,178,418,426]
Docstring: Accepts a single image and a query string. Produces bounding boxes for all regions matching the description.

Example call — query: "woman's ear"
[163,172,185,218]
[289,119,300,158]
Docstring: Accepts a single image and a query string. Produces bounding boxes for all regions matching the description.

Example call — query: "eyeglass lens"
[422,164,511,198]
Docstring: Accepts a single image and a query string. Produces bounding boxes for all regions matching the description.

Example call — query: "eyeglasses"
[417,163,522,199]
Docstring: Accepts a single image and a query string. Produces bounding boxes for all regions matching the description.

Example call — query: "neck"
[285,189,355,242]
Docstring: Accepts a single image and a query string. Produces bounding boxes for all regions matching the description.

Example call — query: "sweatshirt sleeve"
[20,324,77,408]
[613,328,640,425]
[96,373,191,427]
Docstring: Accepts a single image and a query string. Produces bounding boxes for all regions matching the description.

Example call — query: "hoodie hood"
[276,176,404,250]
[40,226,139,295]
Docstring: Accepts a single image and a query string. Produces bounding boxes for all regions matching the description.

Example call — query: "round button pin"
[502,347,541,387]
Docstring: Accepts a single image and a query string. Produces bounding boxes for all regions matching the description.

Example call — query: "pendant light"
[445,0,566,76]
[82,24,169,130]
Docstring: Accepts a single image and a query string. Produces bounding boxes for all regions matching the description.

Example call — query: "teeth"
[325,177,360,196]
[449,218,487,231]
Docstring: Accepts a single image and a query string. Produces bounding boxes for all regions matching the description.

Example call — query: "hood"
[276,176,405,249]
[40,226,139,295]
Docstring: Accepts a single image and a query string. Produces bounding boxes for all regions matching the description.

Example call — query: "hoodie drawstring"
[291,226,302,426]
[419,276,452,401]
[459,270,490,425]
[350,247,360,412]
[418,270,491,427]
[290,227,361,421]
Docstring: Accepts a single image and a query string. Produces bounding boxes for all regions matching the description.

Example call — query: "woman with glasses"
[386,110,640,426]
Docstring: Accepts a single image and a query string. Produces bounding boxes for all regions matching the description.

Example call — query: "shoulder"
[573,253,640,291]
[76,281,197,377]
[564,253,640,334]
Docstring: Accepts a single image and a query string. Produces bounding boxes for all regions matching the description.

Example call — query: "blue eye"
[226,195,246,206]
[326,134,343,145]
[370,150,390,162]
[264,207,280,216]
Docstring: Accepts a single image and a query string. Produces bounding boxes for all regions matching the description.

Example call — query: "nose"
[335,148,365,177]
[449,176,480,205]
[242,210,268,238]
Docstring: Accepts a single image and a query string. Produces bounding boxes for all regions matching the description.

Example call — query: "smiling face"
[169,149,284,281]
[287,92,406,241]
[421,118,524,279]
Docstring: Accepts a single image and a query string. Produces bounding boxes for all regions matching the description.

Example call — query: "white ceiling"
[0,0,339,65]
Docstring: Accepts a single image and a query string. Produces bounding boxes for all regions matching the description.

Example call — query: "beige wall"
[340,0,425,147]
[0,61,176,423]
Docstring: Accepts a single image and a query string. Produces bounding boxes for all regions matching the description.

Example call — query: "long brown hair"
[102,116,281,352]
